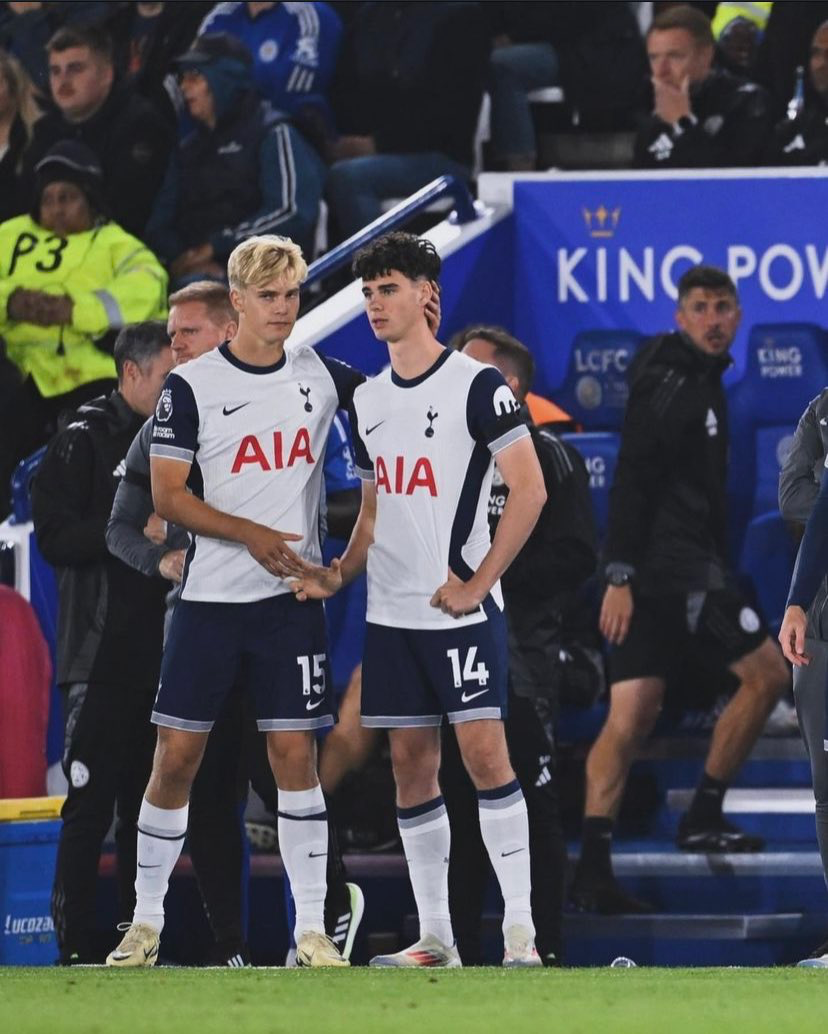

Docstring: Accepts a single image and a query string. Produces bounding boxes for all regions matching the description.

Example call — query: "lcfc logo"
[156,388,173,422]
[582,204,621,238]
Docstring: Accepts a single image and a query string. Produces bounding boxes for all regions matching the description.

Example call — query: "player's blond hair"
[227,236,308,291]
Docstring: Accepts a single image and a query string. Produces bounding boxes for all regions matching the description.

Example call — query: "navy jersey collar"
[390,347,452,388]
[219,340,287,374]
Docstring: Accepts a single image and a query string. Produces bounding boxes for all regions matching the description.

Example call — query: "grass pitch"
[1,967,825,1034]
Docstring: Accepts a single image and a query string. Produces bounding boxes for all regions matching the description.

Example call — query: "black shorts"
[153,594,335,733]
[609,583,768,686]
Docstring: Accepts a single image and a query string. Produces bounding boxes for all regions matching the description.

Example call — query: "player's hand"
[289,557,343,601]
[158,549,185,583]
[779,605,810,667]
[242,523,304,578]
[430,568,483,619]
[600,584,634,645]
[653,74,691,125]
[144,511,167,545]
[425,280,441,336]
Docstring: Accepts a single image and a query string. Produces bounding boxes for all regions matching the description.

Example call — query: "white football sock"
[278,785,327,937]
[133,798,189,933]
[478,781,535,936]
[397,796,453,946]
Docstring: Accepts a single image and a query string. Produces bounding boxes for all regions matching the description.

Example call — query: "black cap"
[33,140,108,218]
[174,32,254,70]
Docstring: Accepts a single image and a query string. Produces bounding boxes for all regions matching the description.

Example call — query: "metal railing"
[305,175,479,289]
[10,445,47,525]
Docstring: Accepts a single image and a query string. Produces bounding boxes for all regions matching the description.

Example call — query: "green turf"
[1,968,826,1034]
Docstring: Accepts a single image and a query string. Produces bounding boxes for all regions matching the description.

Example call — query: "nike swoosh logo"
[460,687,489,703]
[308,851,327,858]
[306,698,324,710]
[501,848,524,857]
[223,403,250,416]
[137,863,162,868]
[365,421,384,435]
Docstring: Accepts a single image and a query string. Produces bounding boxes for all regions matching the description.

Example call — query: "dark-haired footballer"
[291,232,547,967]
[570,265,789,916]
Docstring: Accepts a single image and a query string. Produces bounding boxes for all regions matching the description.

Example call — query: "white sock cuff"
[278,784,326,817]
[138,798,188,837]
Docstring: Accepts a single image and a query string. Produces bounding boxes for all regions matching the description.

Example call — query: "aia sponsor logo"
[231,428,315,473]
[375,456,437,496]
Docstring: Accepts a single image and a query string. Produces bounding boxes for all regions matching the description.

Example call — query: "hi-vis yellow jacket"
[0,216,167,398]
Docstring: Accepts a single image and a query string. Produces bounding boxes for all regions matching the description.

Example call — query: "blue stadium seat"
[727,323,828,560]
[555,329,646,430]
[738,511,797,635]
[561,431,620,540]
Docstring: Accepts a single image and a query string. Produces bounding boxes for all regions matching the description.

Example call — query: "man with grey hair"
[107,235,364,969]
[31,321,173,965]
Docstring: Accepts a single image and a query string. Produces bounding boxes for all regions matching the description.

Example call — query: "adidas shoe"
[212,940,251,968]
[105,923,160,968]
[369,934,462,968]
[325,881,365,962]
[503,924,542,968]
[296,930,349,967]
[569,868,655,915]
[676,814,764,853]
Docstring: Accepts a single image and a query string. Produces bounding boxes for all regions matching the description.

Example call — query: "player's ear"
[418,278,433,307]
[229,286,244,315]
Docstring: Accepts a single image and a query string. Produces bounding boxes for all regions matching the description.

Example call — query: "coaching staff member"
[570,265,789,914]
[31,322,173,964]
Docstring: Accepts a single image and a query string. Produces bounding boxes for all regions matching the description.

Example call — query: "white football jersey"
[150,341,363,602]
[351,348,528,629]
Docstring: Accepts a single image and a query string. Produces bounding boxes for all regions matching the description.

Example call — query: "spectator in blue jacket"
[199,1,342,157]
[144,32,325,282]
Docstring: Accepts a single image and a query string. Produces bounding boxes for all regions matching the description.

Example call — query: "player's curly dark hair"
[352,231,441,283]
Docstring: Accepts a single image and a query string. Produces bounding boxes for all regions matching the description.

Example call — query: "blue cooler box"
[1,798,63,965]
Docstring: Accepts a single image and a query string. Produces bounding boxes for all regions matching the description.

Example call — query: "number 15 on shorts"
[447,647,490,692]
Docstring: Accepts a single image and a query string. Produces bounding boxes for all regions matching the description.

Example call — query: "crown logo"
[582,205,621,238]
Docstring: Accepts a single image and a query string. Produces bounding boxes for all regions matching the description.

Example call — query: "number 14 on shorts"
[447,646,490,690]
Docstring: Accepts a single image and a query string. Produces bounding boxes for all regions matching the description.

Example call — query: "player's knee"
[605,699,660,745]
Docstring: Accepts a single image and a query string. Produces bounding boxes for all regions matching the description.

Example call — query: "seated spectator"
[0,1,110,98]
[23,23,174,237]
[198,0,342,157]
[0,52,42,222]
[105,1,214,123]
[326,1,489,240]
[144,33,325,281]
[764,21,828,165]
[711,3,770,78]
[0,141,168,518]
[634,4,772,168]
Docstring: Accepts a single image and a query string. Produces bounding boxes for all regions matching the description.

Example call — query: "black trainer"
[676,814,764,853]
[568,868,655,915]
[211,940,251,967]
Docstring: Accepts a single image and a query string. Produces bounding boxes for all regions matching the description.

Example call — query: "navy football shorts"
[152,594,335,733]
[361,607,508,728]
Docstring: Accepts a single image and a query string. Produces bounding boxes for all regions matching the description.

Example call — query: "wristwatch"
[672,113,698,137]
[605,564,634,588]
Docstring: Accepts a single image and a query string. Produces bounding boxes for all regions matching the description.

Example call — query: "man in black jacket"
[32,322,173,964]
[765,21,828,166]
[24,23,173,237]
[440,326,597,965]
[569,266,789,915]
[634,5,772,168]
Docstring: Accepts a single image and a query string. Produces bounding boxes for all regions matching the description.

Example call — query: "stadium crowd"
[2,0,828,970]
